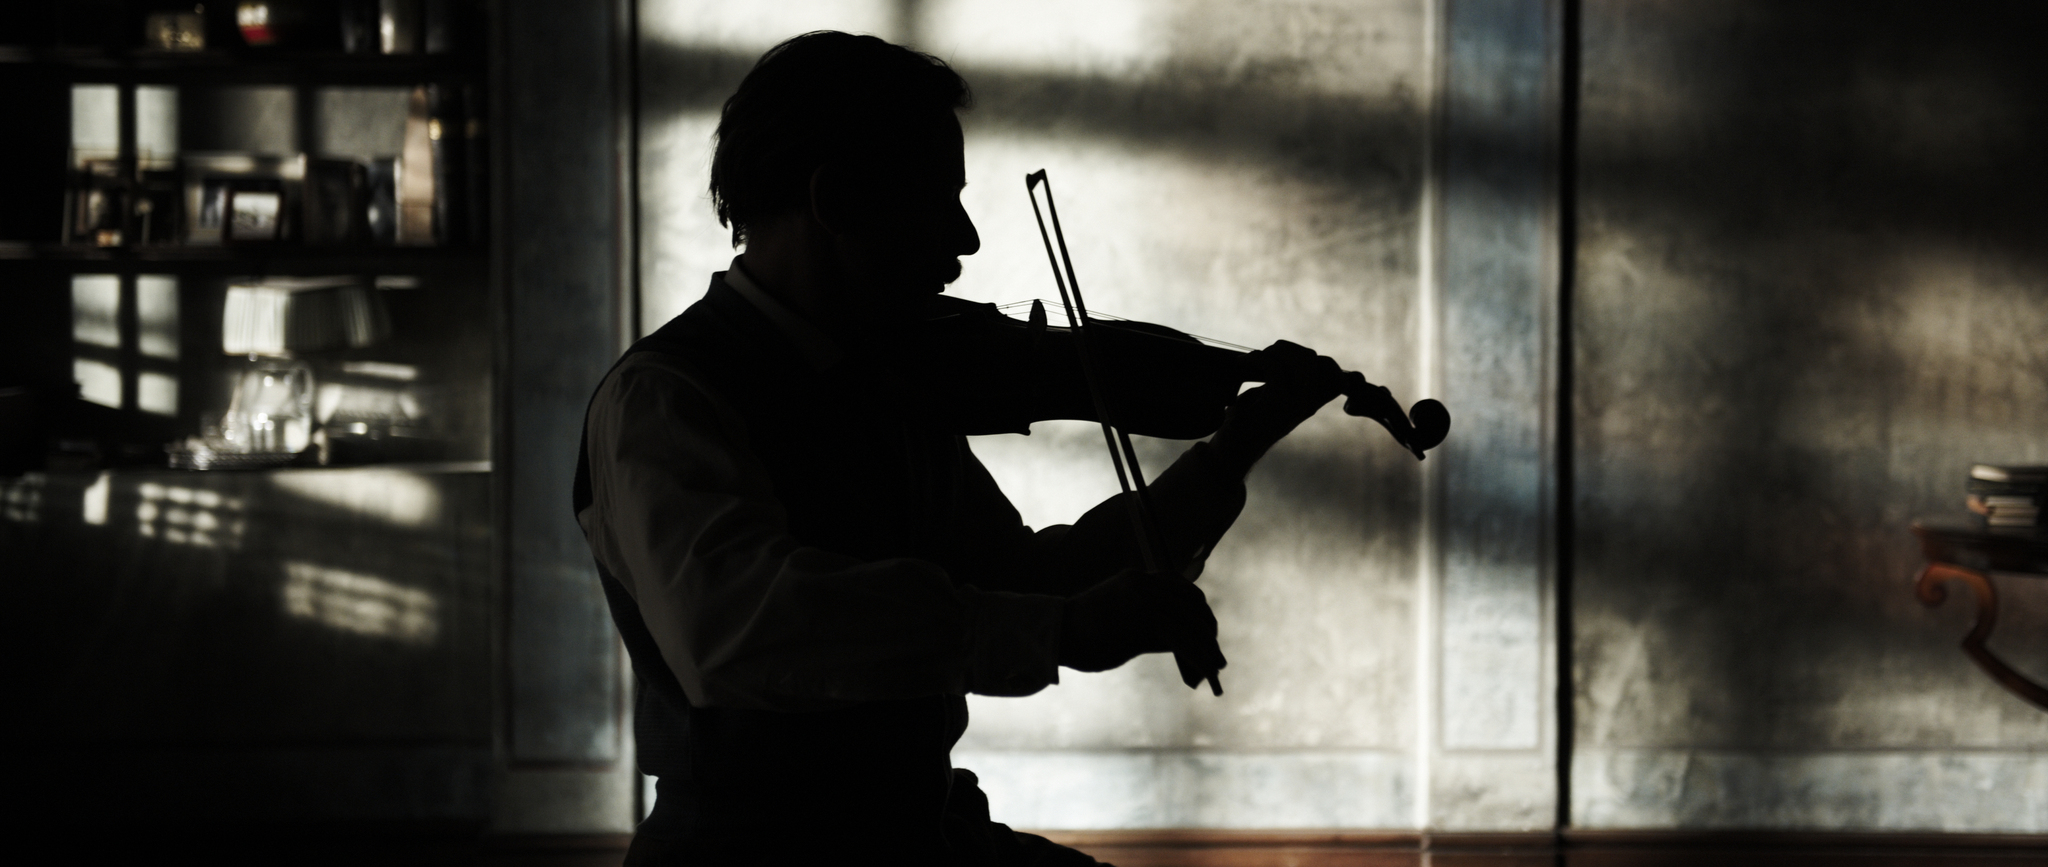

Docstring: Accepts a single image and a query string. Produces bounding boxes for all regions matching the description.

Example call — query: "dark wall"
[1573,0,2048,829]
[7,468,494,826]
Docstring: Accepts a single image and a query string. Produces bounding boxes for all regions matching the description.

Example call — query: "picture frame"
[225,186,285,242]
[183,154,304,245]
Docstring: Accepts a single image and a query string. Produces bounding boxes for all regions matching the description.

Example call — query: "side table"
[1911,521,2048,712]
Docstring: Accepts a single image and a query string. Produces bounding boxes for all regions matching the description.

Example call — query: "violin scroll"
[1340,372,1451,461]
[1408,399,1451,451]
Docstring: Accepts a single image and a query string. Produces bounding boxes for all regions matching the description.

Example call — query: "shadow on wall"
[1570,0,2048,828]
[634,0,2048,832]
[6,468,491,748]
[634,1,1440,795]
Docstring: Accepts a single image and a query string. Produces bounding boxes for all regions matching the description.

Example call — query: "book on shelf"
[1970,464,2048,487]
[1966,464,2047,529]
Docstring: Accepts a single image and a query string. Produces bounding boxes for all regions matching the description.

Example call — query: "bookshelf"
[0,2,491,474]
[5,0,647,837]
[0,0,511,835]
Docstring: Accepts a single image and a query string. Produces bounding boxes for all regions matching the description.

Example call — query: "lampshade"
[222,277,392,356]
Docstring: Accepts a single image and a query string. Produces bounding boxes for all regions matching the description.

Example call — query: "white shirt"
[576,261,1069,712]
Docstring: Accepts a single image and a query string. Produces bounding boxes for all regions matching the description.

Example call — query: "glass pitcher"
[223,358,315,454]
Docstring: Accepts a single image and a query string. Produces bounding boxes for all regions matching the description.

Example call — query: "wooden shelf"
[0,46,479,87]
[29,460,494,479]
[0,242,485,274]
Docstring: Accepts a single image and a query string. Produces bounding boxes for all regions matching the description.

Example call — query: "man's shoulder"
[639,277,760,348]
[585,350,759,458]
[599,351,718,405]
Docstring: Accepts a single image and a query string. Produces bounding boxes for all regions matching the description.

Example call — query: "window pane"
[72,274,120,348]
[75,358,121,408]
[137,85,180,169]
[138,371,179,416]
[70,84,119,165]
[138,275,180,360]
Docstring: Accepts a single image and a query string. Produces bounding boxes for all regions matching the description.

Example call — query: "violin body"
[901,294,1244,439]
[900,294,1451,458]
[922,166,1452,696]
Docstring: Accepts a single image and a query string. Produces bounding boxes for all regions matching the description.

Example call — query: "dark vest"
[573,278,985,863]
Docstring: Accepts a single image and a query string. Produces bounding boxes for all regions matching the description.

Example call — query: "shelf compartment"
[0,47,481,87]
[0,242,486,273]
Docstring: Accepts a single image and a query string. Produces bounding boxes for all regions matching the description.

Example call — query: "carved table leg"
[1916,562,2048,712]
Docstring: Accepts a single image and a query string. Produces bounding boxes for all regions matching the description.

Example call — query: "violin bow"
[1026,169,1225,696]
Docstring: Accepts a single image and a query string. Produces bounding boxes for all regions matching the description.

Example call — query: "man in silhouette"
[575,31,1345,866]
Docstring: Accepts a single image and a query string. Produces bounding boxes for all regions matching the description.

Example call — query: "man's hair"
[711,31,971,248]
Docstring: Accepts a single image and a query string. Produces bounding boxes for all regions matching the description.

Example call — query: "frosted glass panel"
[72,274,121,348]
[75,358,121,409]
[138,371,179,416]
[136,85,180,169]
[71,84,119,163]
[137,275,180,360]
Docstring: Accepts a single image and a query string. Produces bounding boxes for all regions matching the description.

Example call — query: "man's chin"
[905,265,961,298]
[892,285,947,314]
[849,261,960,317]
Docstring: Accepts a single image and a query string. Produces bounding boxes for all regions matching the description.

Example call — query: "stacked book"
[1968,465,2047,529]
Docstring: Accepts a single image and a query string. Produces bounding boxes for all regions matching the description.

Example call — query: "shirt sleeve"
[577,353,1064,712]
[948,440,1250,599]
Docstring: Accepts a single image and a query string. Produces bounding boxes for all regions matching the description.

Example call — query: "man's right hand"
[1059,569,1225,678]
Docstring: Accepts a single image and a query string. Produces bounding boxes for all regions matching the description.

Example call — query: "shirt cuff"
[958,586,1064,697]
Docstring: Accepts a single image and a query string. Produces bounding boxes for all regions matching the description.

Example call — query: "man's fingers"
[1259,340,1341,376]
[1152,576,1227,690]
[1161,580,1221,651]
[1262,339,1313,359]
[1175,639,1225,690]
[1062,568,1226,674]
[1250,344,1348,409]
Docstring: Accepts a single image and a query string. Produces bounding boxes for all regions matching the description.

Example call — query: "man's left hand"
[1207,340,1348,476]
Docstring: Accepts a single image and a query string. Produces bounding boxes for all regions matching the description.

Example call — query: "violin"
[900,170,1451,696]
[906,294,1451,459]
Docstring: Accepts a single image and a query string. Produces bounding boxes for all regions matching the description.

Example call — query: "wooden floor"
[459,829,2048,866]
[1037,830,2048,867]
[91,828,2048,865]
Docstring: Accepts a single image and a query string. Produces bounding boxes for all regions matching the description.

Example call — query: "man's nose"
[953,201,980,257]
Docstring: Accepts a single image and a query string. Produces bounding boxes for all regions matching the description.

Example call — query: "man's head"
[712,32,979,309]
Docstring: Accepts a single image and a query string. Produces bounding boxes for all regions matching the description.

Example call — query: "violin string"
[991,300,1259,354]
